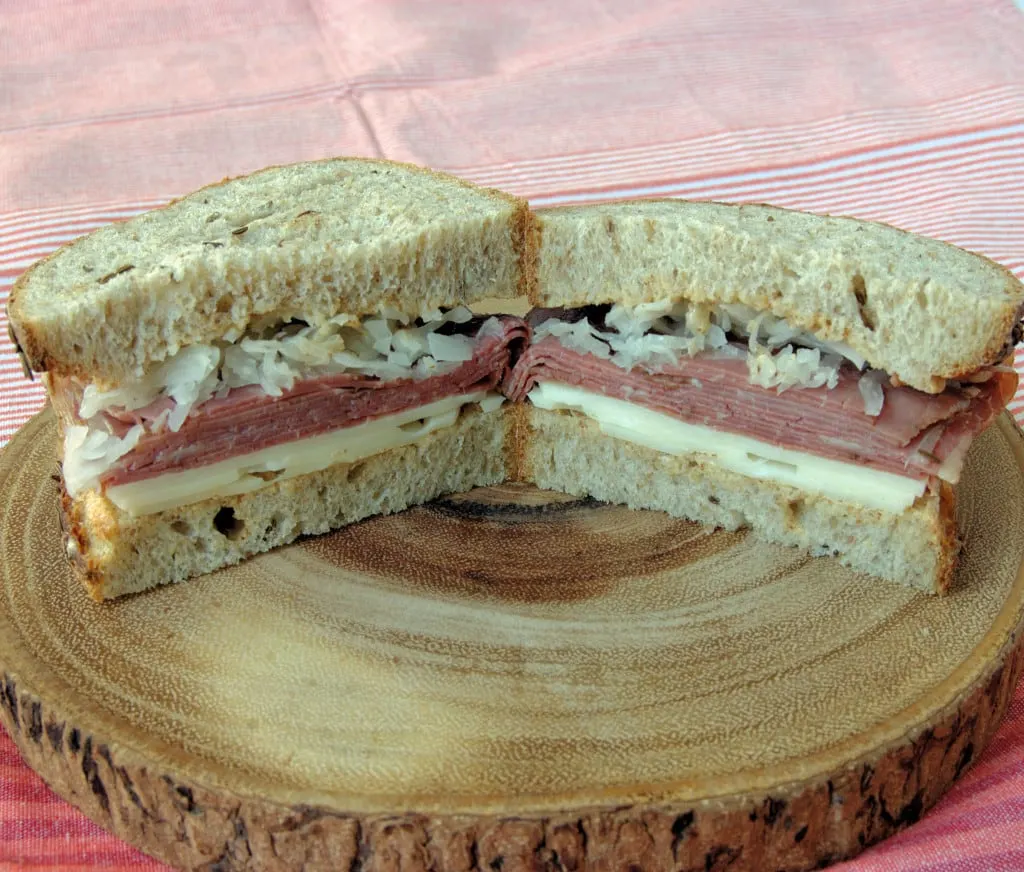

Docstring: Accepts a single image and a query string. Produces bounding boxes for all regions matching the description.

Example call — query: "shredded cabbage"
[747,343,841,392]
[857,370,888,417]
[63,424,144,497]
[81,306,478,429]
[534,302,744,371]
[746,322,841,392]
[538,301,884,413]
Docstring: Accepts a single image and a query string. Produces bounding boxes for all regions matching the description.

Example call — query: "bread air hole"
[170,520,191,536]
[213,507,245,540]
[785,498,805,526]
[851,273,877,331]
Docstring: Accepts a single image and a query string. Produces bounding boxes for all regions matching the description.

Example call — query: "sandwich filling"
[505,302,1016,511]
[56,308,528,514]
[50,298,1018,519]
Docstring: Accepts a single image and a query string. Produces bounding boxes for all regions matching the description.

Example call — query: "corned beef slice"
[504,336,1016,483]
[98,316,529,487]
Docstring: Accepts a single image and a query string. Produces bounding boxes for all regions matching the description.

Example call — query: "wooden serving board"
[2,412,1024,872]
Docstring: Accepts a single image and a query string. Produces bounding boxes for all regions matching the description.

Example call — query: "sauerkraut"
[534,301,886,413]
[63,423,145,498]
[78,306,481,431]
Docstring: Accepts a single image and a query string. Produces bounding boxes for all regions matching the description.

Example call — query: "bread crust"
[501,401,532,482]
[58,477,106,599]
[513,204,541,304]
[526,209,544,309]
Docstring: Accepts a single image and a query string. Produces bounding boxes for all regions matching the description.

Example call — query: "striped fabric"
[1,0,1024,868]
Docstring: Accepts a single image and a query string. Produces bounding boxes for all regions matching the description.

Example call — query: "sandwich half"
[508,200,1024,593]
[7,158,533,599]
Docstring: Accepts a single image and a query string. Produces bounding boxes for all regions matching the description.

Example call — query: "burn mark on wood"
[177,784,197,813]
[881,790,925,829]
[161,775,200,816]
[672,810,695,843]
[956,741,975,778]
[45,719,64,752]
[27,700,42,743]
[704,844,742,870]
[235,814,251,847]
[116,766,149,817]
[80,737,109,813]
[1,677,18,727]
[762,796,786,825]
[857,794,878,824]
[860,764,874,793]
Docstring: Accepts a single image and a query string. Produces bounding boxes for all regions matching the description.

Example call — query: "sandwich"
[7,158,533,599]
[508,201,1023,593]
[6,159,1022,599]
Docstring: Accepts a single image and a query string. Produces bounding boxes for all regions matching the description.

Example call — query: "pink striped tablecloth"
[2,1,1024,868]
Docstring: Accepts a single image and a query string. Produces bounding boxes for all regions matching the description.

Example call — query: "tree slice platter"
[1,411,1024,872]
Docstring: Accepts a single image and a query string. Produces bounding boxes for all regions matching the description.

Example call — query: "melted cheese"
[106,391,501,516]
[527,382,926,513]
